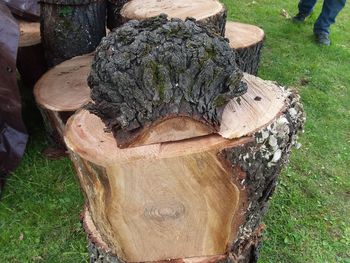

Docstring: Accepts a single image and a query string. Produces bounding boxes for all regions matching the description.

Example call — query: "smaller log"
[40,0,106,67]
[120,0,227,36]
[225,22,265,76]
[34,53,92,147]
[17,19,47,86]
[107,0,128,30]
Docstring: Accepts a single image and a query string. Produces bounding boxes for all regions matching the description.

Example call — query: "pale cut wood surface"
[121,0,224,21]
[18,19,41,47]
[225,22,265,49]
[34,53,92,112]
[65,109,252,167]
[219,74,286,139]
[66,110,250,261]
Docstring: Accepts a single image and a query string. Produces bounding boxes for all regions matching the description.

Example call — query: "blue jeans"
[298,0,346,34]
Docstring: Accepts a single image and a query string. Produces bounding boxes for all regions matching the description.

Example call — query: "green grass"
[1,0,350,262]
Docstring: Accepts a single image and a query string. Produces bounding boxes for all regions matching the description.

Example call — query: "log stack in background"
[120,0,227,36]
[17,19,47,86]
[39,0,106,67]
[64,17,305,263]
[34,53,92,149]
[225,22,265,76]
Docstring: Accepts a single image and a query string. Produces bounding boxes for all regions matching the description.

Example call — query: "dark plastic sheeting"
[0,2,28,194]
[3,0,39,21]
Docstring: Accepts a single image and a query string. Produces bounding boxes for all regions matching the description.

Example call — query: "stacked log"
[225,22,265,76]
[17,19,47,86]
[64,17,305,263]
[120,0,227,36]
[34,53,92,149]
[39,0,106,67]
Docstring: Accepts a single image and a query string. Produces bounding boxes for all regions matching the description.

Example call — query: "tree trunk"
[17,19,47,86]
[33,53,92,147]
[225,22,265,76]
[65,74,305,263]
[106,0,128,30]
[39,0,106,67]
[120,0,227,36]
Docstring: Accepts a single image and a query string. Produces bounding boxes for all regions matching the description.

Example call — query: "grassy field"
[1,0,349,262]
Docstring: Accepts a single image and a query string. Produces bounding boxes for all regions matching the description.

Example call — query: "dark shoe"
[315,33,331,46]
[292,13,308,23]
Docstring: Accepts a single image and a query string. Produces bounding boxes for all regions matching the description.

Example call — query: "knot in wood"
[87,15,247,144]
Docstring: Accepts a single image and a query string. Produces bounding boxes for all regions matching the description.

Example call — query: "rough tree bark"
[107,0,128,30]
[34,53,92,149]
[39,0,106,67]
[225,22,265,76]
[120,0,227,36]
[17,19,47,86]
[65,79,305,262]
[87,16,246,148]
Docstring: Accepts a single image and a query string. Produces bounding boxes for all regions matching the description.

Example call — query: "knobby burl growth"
[87,15,247,145]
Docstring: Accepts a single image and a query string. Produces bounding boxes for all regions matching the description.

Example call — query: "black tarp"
[0,2,28,195]
[3,0,39,21]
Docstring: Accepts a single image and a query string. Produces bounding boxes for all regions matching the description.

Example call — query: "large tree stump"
[120,0,227,36]
[40,0,106,67]
[65,73,305,262]
[107,0,128,30]
[34,53,92,148]
[225,22,265,76]
[17,19,47,86]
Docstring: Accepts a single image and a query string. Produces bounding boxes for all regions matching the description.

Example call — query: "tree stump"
[65,17,305,262]
[17,19,48,86]
[39,0,106,67]
[33,53,92,148]
[225,22,265,76]
[107,0,128,30]
[120,0,227,36]
[66,73,305,262]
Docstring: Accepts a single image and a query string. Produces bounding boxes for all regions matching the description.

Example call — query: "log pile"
[17,19,47,86]
[225,22,265,76]
[34,53,92,148]
[63,17,305,263]
[120,0,227,36]
[39,0,106,67]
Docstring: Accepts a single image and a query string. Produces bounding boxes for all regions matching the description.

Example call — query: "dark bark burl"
[87,15,247,147]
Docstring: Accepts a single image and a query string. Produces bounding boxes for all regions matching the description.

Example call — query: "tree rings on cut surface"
[121,0,227,36]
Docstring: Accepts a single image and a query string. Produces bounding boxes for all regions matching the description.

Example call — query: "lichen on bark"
[87,15,247,146]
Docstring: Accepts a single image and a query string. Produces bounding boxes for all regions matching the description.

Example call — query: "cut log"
[34,53,92,147]
[39,0,106,67]
[225,22,265,76]
[107,0,129,30]
[120,0,227,36]
[17,19,47,86]
[87,16,247,148]
[65,81,305,262]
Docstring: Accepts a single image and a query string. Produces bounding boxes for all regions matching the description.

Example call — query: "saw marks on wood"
[106,153,240,261]
[65,110,249,261]
[18,19,41,47]
[225,21,265,49]
[34,53,93,112]
[121,0,224,21]
[219,74,286,139]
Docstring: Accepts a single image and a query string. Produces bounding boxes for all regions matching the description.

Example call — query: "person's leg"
[314,0,347,35]
[293,0,318,22]
[298,0,318,16]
